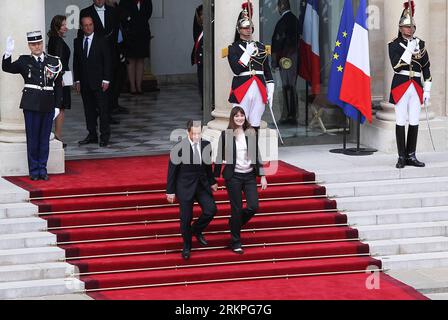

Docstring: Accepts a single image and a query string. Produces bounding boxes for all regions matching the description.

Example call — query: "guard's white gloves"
[4,36,14,58]
[423,82,431,107]
[267,82,275,108]
[239,42,258,66]
[400,39,418,65]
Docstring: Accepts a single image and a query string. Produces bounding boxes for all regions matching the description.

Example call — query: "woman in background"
[120,0,153,95]
[48,15,71,148]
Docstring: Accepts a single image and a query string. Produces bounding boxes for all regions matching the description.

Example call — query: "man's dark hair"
[187,120,202,132]
[278,0,291,11]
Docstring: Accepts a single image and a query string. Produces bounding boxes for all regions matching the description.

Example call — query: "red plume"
[242,1,253,15]
[404,1,415,16]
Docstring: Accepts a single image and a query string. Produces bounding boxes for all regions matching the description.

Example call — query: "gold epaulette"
[222,47,228,58]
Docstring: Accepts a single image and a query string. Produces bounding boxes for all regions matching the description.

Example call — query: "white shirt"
[32,53,45,62]
[235,133,253,174]
[188,137,202,163]
[281,10,291,17]
[95,5,106,27]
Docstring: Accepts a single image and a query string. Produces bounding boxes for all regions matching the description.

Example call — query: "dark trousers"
[225,171,259,248]
[110,61,126,110]
[81,87,110,141]
[178,184,217,250]
[23,110,54,177]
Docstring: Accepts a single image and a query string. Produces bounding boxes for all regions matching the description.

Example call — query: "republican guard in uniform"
[388,1,431,169]
[2,31,63,181]
[228,3,274,130]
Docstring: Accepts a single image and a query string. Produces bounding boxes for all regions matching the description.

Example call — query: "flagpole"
[342,110,377,156]
[329,115,348,154]
[305,82,309,128]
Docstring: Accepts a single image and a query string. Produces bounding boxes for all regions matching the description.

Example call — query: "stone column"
[203,0,278,161]
[0,0,64,177]
[361,0,446,153]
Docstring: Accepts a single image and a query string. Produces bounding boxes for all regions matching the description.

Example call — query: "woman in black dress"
[119,0,153,94]
[48,15,71,148]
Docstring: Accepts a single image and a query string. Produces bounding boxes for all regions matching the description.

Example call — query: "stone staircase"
[0,179,84,300]
[319,161,448,272]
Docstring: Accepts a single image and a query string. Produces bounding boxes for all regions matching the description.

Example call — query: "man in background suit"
[78,0,121,125]
[74,16,112,147]
[271,0,301,125]
[166,121,218,260]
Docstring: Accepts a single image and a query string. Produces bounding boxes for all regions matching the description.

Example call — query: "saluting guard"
[228,2,274,129]
[388,1,431,169]
[2,31,63,181]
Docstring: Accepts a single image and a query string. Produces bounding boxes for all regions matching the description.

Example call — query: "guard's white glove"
[267,82,275,108]
[246,41,257,55]
[423,81,431,107]
[4,36,14,58]
[239,42,258,66]
[407,39,418,53]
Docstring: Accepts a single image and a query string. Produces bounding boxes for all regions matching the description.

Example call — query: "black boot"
[395,125,406,169]
[406,125,425,167]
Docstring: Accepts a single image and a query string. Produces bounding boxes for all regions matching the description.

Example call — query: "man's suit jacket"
[167,138,217,202]
[214,129,265,180]
[77,4,119,47]
[73,33,112,91]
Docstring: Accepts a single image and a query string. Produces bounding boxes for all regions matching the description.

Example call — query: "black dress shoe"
[40,174,49,181]
[232,246,244,254]
[396,156,406,169]
[78,136,98,145]
[99,140,109,147]
[181,249,190,260]
[30,176,39,181]
[195,233,208,246]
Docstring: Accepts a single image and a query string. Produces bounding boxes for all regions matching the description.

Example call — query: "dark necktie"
[37,57,42,66]
[193,143,201,165]
[83,37,89,58]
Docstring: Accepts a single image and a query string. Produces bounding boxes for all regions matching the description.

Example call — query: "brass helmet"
[399,1,416,28]
[237,2,254,31]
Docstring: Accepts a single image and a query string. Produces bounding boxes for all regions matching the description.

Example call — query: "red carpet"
[6,155,427,300]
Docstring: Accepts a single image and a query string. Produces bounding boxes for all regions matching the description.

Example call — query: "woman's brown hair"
[48,15,67,38]
[227,106,253,132]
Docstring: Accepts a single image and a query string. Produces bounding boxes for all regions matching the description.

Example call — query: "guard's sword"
[409,0,436,151]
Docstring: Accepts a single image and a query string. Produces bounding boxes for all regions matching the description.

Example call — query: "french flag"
[298,0,321,94]
[339,0,372,123]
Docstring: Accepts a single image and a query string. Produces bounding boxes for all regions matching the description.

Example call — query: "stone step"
[381,252,448,270]
[0,247,65,266]
[0,179,29,204]
[0,203,37,219]
[346,206,448,226]
[366,237,448,256]
[336,191,448,212]
[0,278,84,300]
[0,263,75,283]
[326,176,448,198]
[0,232,56,250]
[357,222,448,241]
[0,218,46,235]
[317,162,448,184]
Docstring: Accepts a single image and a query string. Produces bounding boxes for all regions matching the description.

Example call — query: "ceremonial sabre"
[409,0,436,151]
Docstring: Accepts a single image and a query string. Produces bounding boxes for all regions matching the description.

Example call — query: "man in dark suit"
[2,31,63,181]
[78,0,121,125]
[271,0,301,125]
[166,121,218,260]
[73,16,112,147]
